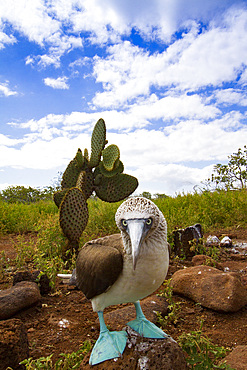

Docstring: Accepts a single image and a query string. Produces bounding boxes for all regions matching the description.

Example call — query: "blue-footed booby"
[72,197,169,365]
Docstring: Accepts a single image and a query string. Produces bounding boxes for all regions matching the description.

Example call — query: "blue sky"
[0,0,247,196]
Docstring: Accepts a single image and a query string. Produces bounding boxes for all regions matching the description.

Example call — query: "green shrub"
[178,322,235,369]
[19,340,92,369]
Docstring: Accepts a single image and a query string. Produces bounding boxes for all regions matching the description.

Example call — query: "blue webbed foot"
[127,301,168,339]
[89,311,128,365]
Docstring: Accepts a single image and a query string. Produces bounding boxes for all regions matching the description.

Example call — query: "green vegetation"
[178,322,235,369]
[19,340,92,370]
[201,145,247,191]
[0,199,58,234]
[155,188,247,234]
[1,187,246,237]
[157,278,181,325]
[0,185,55,203]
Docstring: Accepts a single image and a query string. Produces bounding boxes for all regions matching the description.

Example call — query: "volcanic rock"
[220,236,232,248]
[0,281,41,320]
[220,345,247,370]
[82,326,187,369]
[170,265,247,312]
[0,318,29,370]
[192,254,222,269]
[173,223,203,258]
[205,235,220,247]
[13,270,51,295]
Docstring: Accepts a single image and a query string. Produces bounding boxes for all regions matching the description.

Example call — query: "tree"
[0,185,52,203]
[208,146,247,190]
[139,191,152,199]
[154,193,168,199]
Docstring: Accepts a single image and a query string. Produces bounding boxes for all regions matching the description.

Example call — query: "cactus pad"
[102,144,120,171]
[76,170,94,199]
[84,148,89,161]
[59,187,89,242]
[75,148,85,169]
[98,159,124,178]
[53,189,69,208]
[94,173,103,186]
[61,158,81,189]
[95,173,138,202]
[89,118,106,168]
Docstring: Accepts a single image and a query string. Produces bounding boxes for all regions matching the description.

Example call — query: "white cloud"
[91,7,247,108]
[133,163,215,195]
[0,29,16,49]
[0,0,59,45]
[215,88,247,106]
[0,0,244,66]
[43,76,69,89]
[0,81,18,97]
[0,134,21,146]
[239,68,247,86]
[2,106,247,195]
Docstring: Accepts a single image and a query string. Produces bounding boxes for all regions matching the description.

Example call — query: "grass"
[155,189,247,235]
[0,200,57,234]
[1,188,246,237]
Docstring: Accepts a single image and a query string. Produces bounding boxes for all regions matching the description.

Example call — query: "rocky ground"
[0,227,247,368]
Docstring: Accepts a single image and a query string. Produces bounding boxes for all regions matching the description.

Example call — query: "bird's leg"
[89,311,128,365]
[127,301,169,339]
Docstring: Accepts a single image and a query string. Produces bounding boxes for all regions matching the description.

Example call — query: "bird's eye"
[146,218,152,226]
[121,219,128,228]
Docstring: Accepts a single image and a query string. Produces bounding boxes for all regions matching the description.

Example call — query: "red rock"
[220,345,247,370]
[0,281,41,320]
[82,327,187,369]
[0,318,29,370]
[192,254,222,269]
[171,265,247,312]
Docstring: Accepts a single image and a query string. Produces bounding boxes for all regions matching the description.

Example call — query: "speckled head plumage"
[115,196,162,234]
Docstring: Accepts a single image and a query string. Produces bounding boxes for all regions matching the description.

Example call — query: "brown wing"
[75,234,124,300]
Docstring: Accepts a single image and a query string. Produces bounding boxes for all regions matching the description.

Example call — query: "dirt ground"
[1,227,247,365]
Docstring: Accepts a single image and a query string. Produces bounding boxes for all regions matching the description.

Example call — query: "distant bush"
[0,185,55,203]
[155,188,247,234]
[0,199,58,234]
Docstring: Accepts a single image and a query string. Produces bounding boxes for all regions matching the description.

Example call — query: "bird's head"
[115,197,166,270]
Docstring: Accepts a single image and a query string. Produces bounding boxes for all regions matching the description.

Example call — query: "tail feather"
[57,269,77,286]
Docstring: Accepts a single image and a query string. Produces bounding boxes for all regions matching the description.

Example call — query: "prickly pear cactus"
[54,188,68,208]
[95,173,138,203]
[61,158,81,189]
[54,118,138,257]
[98,160,124,178]
[76,170,94,199]
[75,148,85,169]
[102,144,120,171]
[89,118,106,168]
[59,188,89,241]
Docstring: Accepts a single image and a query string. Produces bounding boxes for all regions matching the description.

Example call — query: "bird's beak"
[126,219,147,270]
